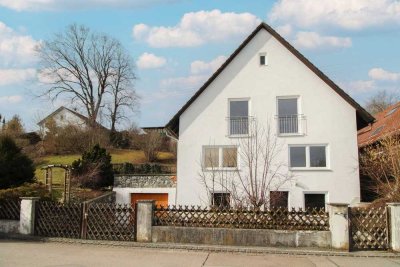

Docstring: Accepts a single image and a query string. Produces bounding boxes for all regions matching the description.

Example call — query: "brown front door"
[131,193,169,207]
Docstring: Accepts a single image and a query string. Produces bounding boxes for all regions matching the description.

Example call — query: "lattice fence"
[0,199,21,220]
[349,206,389,251]
[154,206,329,231]
[35,201,82,238]
[85,203,135,241]
[34,201,136,241]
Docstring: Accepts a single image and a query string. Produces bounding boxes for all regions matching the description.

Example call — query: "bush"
[138,132,162,162]
[0,182,51,201]
[0,135,35,189]
[72,144,114,189]
[42,120,110,155]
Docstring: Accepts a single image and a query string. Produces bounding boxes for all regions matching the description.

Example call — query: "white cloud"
[0,95,23,104]
[269,0,400,30]
[342,80,376,94]
[190,56,227,75]
[0,21,40,67]
[293,31,352,49]
[368,68,400,81]
[275,24,293,38]
[160,75,208,92]
[148,55,229,101]
[0,68,37,86]
[0,0,180,11]
[136,53,166,69]
[133,9,261,47]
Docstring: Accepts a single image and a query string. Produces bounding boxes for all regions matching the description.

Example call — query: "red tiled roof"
[357,102,400,147]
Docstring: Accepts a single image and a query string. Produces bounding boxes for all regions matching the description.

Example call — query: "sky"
[0,0,399,131]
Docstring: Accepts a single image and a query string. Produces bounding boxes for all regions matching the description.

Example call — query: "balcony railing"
[276,114,306,135]
[227,116,254,136]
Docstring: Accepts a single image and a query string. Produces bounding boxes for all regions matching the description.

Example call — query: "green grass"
[35,149,175,185]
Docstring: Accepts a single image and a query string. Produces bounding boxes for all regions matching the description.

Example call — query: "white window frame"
[288,144,330,170]
[259,52,268,66]
[203,145,239,171]
[227,98,251,137]
[276,96,304,136]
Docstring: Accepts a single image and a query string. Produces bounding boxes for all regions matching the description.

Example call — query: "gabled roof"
[165,22,374,137]
[38,106,107,130]
[358,102,400,147]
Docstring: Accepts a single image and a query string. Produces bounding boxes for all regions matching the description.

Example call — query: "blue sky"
[0,0,399,131]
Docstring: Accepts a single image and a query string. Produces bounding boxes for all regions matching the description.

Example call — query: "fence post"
[136,200,154,242]
[19,197,40,235]
[327,203,350,250]
[81,202,89,239]
[387,203,400,252]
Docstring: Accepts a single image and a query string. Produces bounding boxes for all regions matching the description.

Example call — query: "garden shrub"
[0,135,35,189]
[0,183,51,201]
[72,144,114,189]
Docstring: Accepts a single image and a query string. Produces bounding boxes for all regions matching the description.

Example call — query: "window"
[203,146,238,169]
[222,147,237,168]
[385,107,399,117]
[204,147,219,168]
[229,99,249,135]
[212,192,230,208]
[290,146,306,167]
[304,194,325,209]
[289,145,328,169]
[310,146,326,167]
[371,126,384,136]
[259,53,267,65]
[277,97,300,134]
[270,191,288,208]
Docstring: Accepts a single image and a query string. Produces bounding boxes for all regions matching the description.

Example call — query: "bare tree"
[365,90,399,115]
[199,121,293,209]
[37,24,138,128]
[107,48,139,133]
[360,135,400,206]
[138,131,163,162]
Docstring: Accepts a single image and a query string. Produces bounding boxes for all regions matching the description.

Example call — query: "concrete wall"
[177,27,360,207]
[0,220,19,234]
[152,226,331,248]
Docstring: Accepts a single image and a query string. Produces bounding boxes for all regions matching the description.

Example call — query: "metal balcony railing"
[227,116,254,136]
[276,114,306,135]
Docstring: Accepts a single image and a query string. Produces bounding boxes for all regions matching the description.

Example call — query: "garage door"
[131,193,169,207]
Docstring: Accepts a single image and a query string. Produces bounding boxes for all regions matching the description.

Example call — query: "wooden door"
[131,193,169,207]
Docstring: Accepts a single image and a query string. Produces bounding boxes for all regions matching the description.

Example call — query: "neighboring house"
[166,22,374,209]
[38,106,107,133]
[357,102,400,202]
[358,102,400,147]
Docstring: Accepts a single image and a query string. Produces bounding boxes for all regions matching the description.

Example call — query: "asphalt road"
[0,240,399,267]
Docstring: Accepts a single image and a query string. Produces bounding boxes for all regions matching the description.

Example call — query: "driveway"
[0,240,399,267]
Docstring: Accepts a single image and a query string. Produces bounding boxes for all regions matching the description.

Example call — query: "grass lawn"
[35,149,175,184]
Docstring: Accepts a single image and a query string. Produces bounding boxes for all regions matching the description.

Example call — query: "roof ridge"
[165,22,374,136]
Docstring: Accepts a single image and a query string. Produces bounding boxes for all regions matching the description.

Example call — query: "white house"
[38,106,106,132]
[165,23,374,209]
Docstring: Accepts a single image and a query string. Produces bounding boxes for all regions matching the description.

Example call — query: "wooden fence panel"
[349,206,389,251]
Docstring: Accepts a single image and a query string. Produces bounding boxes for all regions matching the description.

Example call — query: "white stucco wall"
[176,29,360,208]
[39,107,87,132]
[52,108,87,128]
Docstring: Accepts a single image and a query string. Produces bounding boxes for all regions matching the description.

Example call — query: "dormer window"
[259,53,267,66]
